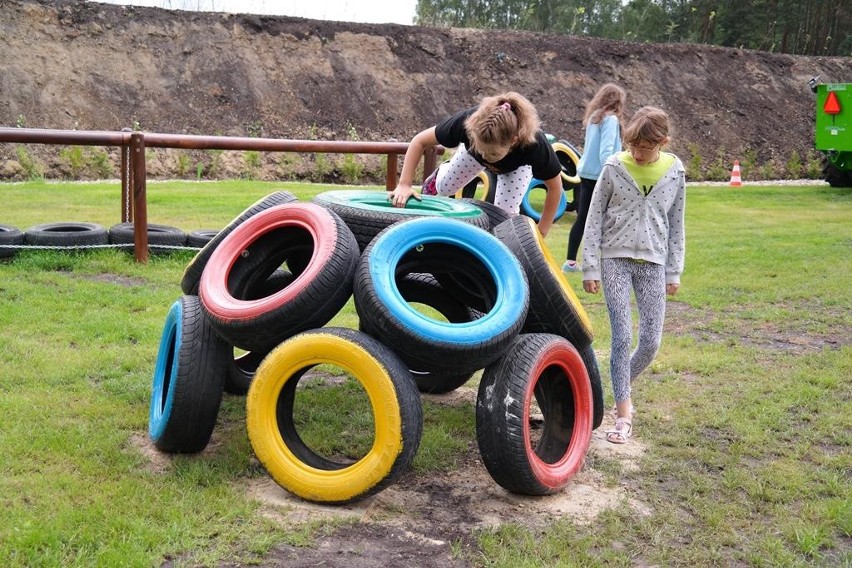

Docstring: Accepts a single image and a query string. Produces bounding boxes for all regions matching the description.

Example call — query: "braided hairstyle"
[464,91,540,154]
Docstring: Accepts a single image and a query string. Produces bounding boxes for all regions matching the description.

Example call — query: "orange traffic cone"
[729,160,743,187]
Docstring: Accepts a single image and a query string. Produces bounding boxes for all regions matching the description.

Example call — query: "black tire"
[312,189,490,251]
[180,191,298,295]
[0,224,24,259]
[554,139,582,211]
[186,229,220,248]
[460,198,513,233]
[224,269,296,395]
[578,343,605,430]
[822,155,852,188]
[476,333,593,495]
[24,222,109,249]
[226,350,267,396]
[359,272,476,394]
[199,203,359,353]
[354,216,528,375]
[148,295,229,453]
[494,215,594,349]
[460,170,497,200]
[109,222,187,254]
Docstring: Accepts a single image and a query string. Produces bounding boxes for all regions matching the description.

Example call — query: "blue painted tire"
[520,178,567,222]
[149,295,229,453]
[354,217,528,375]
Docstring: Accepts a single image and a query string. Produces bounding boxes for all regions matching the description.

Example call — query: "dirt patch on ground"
[665,300,851,354]
[241,388,648,568]
[134,384,648,568]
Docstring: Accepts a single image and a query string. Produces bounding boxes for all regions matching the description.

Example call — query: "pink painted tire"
[476,333,593,495]
[198,202,359,352]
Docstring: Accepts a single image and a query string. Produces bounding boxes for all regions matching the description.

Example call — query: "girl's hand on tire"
[389,185,420,208]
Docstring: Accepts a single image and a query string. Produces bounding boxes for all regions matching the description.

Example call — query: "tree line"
[414,0,851,57]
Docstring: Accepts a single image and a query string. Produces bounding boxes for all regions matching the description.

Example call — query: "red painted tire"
[476,333,593,495]
[181,191,298,295]
[198,202,359,352]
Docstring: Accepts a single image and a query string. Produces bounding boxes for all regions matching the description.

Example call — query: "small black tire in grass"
[476,333,593,495]
[312,189,490,252]
[246,327,423,505]
[226,350,267,396]
[24,222,109,249]
[0,224,25,258]
[494,215,594,349]
[199,202,359,353]
[180,191,299,295]
[148,295,229,454]
[186,229,220,248]
[108,222,187,254]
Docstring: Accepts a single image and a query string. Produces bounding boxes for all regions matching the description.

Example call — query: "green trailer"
[810,78,852,187]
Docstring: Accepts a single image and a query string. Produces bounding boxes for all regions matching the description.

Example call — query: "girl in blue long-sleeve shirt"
[563,83,626,272]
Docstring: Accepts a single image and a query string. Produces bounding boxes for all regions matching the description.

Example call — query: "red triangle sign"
[824,91,841,115]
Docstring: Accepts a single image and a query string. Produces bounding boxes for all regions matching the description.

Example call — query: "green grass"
[0,180,850,566]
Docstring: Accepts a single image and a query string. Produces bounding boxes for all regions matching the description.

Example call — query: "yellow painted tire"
[454,170,494,201]
[246,327,422,504]
[552,141,581,186]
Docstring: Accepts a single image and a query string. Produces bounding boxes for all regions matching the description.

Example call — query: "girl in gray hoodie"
[581,106,686,444]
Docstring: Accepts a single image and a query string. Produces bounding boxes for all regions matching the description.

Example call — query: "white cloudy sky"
[89,0,418,25]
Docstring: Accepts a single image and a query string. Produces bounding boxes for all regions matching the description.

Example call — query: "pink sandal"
[606,417,632,444]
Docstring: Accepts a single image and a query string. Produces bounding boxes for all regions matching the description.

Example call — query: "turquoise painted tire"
[520,178,567,223]
[149,295,229,453]
[313,189,489,251]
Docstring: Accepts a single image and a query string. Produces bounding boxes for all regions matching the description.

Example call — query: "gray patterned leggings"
[434,144,533,214]
[602,258,667,403]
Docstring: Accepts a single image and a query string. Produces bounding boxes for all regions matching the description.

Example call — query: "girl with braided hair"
[389,91,564,236]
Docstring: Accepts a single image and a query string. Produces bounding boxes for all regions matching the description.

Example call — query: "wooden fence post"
[130,132,148,263]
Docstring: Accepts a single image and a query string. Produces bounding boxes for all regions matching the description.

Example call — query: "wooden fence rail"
[0,127,441,262]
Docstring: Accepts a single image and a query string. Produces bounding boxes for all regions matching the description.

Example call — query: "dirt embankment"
[1,0,849,181]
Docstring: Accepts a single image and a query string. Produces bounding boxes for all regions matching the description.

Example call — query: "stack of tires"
[148,189,603,503]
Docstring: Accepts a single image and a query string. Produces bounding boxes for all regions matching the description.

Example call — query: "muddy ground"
[2,0,850,181]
